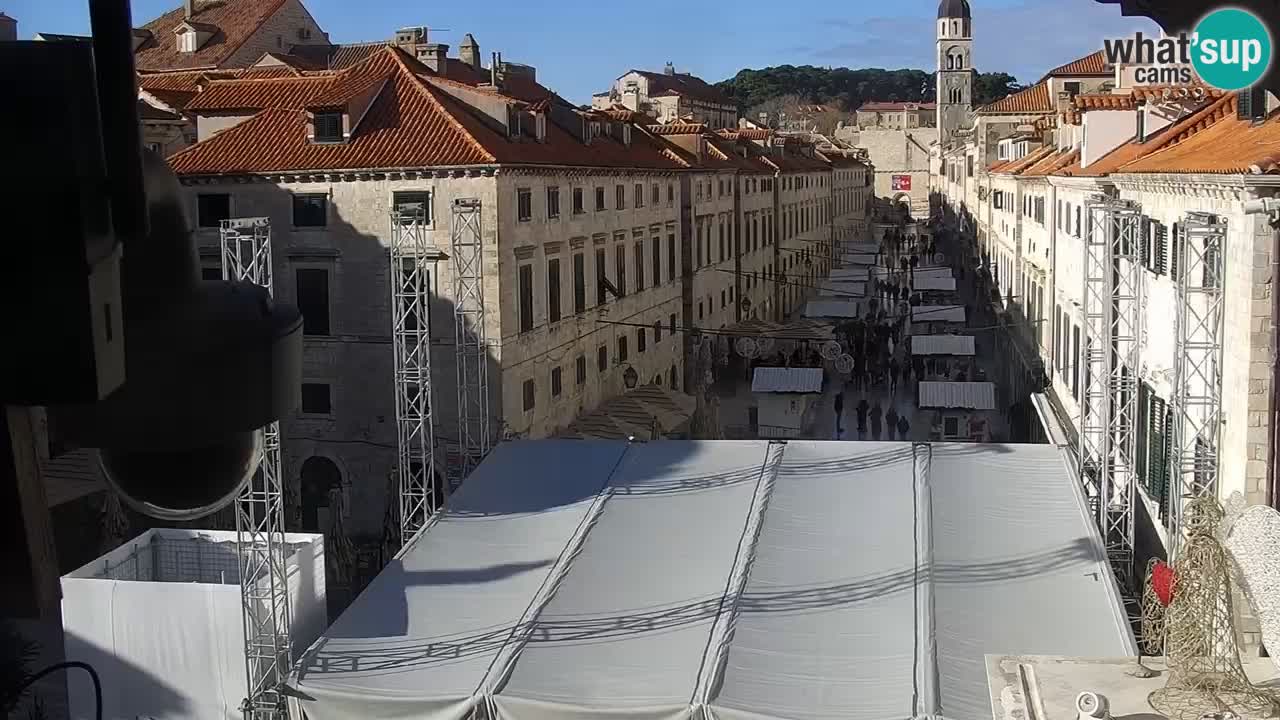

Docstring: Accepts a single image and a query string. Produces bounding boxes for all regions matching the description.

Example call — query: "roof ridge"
[384,46,497,164]
[1144,91,1236,153]
[165,107,289,169]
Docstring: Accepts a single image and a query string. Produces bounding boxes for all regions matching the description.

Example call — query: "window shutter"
[1169,222,1182,280]
[1154,222,1168,275]
[1138,217,1149,268]
[1147,396,1168,517]
[1136,382,1149,484]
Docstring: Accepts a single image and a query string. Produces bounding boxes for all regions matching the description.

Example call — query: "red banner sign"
[892,174,912,191]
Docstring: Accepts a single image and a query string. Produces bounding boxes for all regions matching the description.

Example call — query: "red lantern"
[1151,560,1175,607]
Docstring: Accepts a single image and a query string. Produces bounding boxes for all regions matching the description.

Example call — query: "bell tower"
[936,0,974,144]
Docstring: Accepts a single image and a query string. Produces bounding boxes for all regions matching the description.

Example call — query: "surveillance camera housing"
[53,151,303,520]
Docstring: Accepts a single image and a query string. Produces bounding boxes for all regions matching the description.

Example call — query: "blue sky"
[9,0,1157,103]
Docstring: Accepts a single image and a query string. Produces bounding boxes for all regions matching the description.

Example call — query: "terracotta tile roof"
[646,123,708,135]
[326,43,385,71]
[254,51,330,72]
[185,74,341,111]
[133,0,289,72]
[1041,50,1110,79]
[995,144,1055,174]
[857,101,936,112]
[1062,92,1235,177]
[1131,84,1221,103]
[1019,147,1079,177]
[978,81,1052,114]
[630,69,735,106]
[1073,93,1134,111]
[169,47,689,176]
[138,68,239,92]
[137,98,184,121]
[735,128,772,141]
[1116,94,1280,174]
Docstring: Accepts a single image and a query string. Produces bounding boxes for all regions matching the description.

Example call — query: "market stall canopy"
[919,381,997,410]
[829,266,869,282]
[911,335,976,357]
[751,367,824,393]
[912,305,967,323]
[842,252,878,265]
[558,385,695,440]
[722,318,834,342]
[288,440,1134,720]
[872,265,953,280]
[913,276,958,292]
[818,279,866,297]
[804,299,861,319]
[841,242,881,254]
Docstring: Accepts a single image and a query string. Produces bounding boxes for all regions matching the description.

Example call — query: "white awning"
[912,305,967,323]
[804,299,861,318]
[289,441,1135,720]
[841,242,880,254]
[818,279,866,297]
[752,367,824,393]
[911,334,976,356]
[871,265,952,280]
[918,381,998,409]
[841,252,878,265]
[829,267,868,282]
[913,276,957,292]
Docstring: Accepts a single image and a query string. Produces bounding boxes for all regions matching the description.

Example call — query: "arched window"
[669,365,678,390]
[947,54,955,70]
[955,54,963,69]
[300,456,342,533]
[952,20,959,34]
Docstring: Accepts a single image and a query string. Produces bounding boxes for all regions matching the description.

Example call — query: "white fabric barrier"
[62,529,326,720]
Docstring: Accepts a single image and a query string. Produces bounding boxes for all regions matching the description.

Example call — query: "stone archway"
[300,455,342,534]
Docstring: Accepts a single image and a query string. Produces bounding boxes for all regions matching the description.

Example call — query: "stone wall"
[226,0,331,67]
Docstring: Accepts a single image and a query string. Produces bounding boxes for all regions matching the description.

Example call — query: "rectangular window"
[719,224,726,261]
[572,187,585,214]
[615,184,625,210]
[551,367,563,397]
[634,242,645,291]
[1071,325,1081,399]
[598,345,608,372]
[1154,222,1170,275]
[522,379,535,411]
[197,193,231,228]
[695,223,703,267]
[546,186,561,218]
[652,238,662,286]
[295,268,330,335]
[652,183,660,205]
[201,265,222,281]
[300,383,331,414]
[615,245,627,295]
[292,193,327,227]
[576,355,587,384]
[637,327,646,353]
[392,191,432,225]
[654,321,662,342]
[596,248,607,305]
[518,264,534,333]
[669,313,676,337]
[517,188,532,222]
[667,184,674,205]
[595,186,606,211]
[546,258,561,324]
[668,233,676,281]
[573,252,586,314]
[634,183,644,208]
[618,335,628,362]
[312,111,343,143]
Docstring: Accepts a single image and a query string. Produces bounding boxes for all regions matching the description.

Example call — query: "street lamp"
[622,364,639,389]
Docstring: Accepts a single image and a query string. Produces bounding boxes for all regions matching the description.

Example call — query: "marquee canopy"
[289,440,1134,720]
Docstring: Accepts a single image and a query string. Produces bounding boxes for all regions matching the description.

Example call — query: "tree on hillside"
[715,65,1018,112]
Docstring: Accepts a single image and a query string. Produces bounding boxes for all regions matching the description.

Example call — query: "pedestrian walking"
[856,397,869,439]
[870,401,883,441]
[889,358,900,392]
[886,406,899,440]
[833,391,845,434]
[897,415,910,441]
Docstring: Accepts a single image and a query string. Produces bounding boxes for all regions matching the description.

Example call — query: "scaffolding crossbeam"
[390,203,440,548]
[220,217,292,720]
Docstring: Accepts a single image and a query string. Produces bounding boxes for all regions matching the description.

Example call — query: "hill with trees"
[714,65,1019,115]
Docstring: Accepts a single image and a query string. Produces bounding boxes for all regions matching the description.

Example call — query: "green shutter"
[1147,395,1167,511]
[1169,222,1181,280]
[1154,223,1168,275]
[1136,382,1149,483]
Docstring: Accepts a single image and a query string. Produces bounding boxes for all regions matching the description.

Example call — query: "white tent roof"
[913,276,957,292]
[842,252,878,265]
[912,305,967,323]
[752,367,824,393]
[911,334,976,356]
[872,265,952,280]
[290,440,1135,720]
[919,381,998,410]
[829,266,868,281]
[818,279,866,297]
[804,299,861,318]
[841,242,880,254]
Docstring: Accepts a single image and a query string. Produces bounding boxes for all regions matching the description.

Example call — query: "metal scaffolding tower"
[1168,213,1227,549]
[219,218,292,720]
[390,202,439,547]
[451,198,491,483]
[1078,199,1143,593]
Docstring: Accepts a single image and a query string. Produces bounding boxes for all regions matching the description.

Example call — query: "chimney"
[418,43,449,75]
[1238,87,1268,124]
[1135,102,1148,144]
[664,61,675,76]
[460,33,481,71]
[183,0,195,19]
[490,51,499,87]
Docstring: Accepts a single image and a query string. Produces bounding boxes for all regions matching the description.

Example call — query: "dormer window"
[313,112,344,143]
[174,21,215,53]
